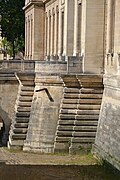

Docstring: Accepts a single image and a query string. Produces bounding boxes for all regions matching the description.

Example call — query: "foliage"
[1,37,13,56]
[0,0,25,58]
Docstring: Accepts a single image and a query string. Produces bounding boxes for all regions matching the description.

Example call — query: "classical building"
[24,0,105,74]
[0,0,120,172]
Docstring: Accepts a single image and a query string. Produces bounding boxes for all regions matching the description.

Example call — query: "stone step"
[21,86,34,91]
[59,114,75,120]
[12,134,26,140]
[64,93,79,99]
[17,102,32,107]
[55,137,71,142]
[21,81,34,86]
[62,99,78,104]
[64,88,80,93]
[80,94,102,99]
[59,114,99,120]
[78,105,101,110]
[60,109,76,114]
[17,107,31,112]
[20,91,34,96]
[63,82,80,88]
[57,125,73,131]
[80,83,103,88]
[0,73,15,77]
[13,128,27,134]
[61,104,77,109]
[71,137,95,143]
[79,99,102,105]
[57,131,72,136]
[72,132,96,137]
[14,123,28,128]
[59,120,74,125]
[16,112,30,117]
[19,96,33,102]
[74,126,97,131]
[19,76,35,81]
[74,121,98,126]
[0,76,17,81]
[15,117,29,123]
[77,75,103,83]
[76,115,99,120]
[77,110,99,115]
[81,88,103,94]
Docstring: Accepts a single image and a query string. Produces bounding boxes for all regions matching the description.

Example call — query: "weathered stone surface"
[23,75,63,153]
[8,73,35,149]
[93,75,120,171]
[0,72,19,145]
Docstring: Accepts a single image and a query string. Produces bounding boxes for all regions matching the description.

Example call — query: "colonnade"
[45,0,82,60]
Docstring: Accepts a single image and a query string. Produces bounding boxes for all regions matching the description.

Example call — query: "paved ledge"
[0,147,97,165]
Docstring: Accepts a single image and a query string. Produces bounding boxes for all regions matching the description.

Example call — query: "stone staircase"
[54,75,103,153]
[8,73,35,149]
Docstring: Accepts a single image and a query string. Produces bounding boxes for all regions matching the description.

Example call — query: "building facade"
[24,0,105,74]
[3,0,119,172]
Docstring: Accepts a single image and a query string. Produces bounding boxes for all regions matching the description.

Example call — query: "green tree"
[0,0,25,58]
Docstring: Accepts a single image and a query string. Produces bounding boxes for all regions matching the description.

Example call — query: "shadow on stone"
[0,164,120,180]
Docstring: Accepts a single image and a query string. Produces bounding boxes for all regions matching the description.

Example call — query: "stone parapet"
[35,60,67,74]
[0,60,35,72]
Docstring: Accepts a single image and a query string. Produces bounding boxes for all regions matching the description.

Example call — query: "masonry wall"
[84,0,105,73]
[23,74,63,153]
[0,80,18,145]
[25,3,45,60]
[93,75,120,171]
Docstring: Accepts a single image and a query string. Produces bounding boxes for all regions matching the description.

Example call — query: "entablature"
[24,0,44,11]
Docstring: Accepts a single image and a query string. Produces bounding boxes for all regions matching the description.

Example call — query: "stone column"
[45,13,47,59]
[73,0,78,56]
[54,7,59,59]
[26,17,29,59]
[47,11,50,59]
[50,10,54,58]
[58,9,62,58]
[63,0,68,56]
[106,0,115,53]
[63,0,74,57]
[25,17,27,59]
[29,15,32,59]
[31,18,33,59]
[28,16,30,58]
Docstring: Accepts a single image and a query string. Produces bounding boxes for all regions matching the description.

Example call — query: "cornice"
[23,0,44,11]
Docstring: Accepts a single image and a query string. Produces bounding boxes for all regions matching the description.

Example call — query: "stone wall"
[0,74,18,145]
[23,74,63,153]
[84,0,105,74]
[93,74,120,171]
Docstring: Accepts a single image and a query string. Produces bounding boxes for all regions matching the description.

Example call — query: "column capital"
[52,8,55,15]
[56,5,59,13]
[78,0,82,5]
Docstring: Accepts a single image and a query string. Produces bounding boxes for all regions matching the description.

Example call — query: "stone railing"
[0,60,35,72]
